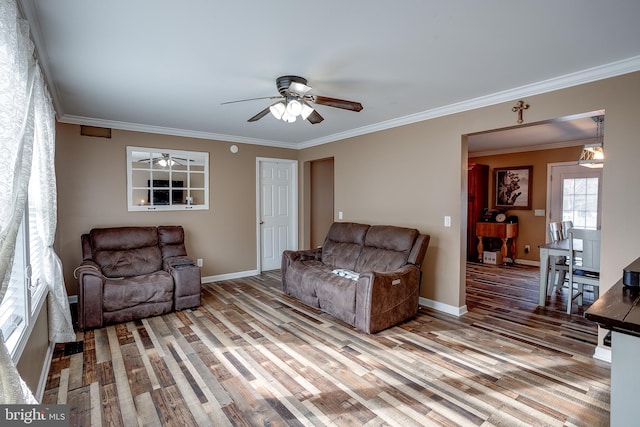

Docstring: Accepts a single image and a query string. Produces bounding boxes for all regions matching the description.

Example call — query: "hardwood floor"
[44,264,610,426]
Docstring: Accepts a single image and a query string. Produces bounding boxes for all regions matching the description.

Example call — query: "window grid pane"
[562,177,599,230]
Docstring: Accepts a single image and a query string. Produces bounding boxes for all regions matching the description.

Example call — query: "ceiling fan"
[222,75,363,124]
[139,153,191,167]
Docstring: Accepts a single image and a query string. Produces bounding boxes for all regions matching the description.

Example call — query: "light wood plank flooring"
[44,264,610,426]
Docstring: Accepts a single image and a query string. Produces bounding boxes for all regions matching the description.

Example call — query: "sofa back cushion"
[321,222,369,269]
[90,227,162,277]
[158,225,187,259]
[355,225,419,272]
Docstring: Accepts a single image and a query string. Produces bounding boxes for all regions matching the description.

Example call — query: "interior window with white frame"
[127,146,209,212]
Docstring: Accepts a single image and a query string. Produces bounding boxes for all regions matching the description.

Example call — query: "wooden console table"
[476,222,518,263]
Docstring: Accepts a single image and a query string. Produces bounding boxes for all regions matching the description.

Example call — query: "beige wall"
[54,71,640,311]
[55,123,297,295]
[299,71,640,310]
[471,146,583,263]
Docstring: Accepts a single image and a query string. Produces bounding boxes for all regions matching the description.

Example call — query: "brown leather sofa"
[75,225,201,330]
[281,222,430,334]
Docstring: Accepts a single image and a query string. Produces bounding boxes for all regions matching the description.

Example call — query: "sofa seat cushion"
[355,225,419,272]
[103,270,174,312]
[321,222,369,270]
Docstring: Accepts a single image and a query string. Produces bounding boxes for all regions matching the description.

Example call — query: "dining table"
[538,238,582,306]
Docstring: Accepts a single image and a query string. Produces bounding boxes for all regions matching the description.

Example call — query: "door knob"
[260,220,264,224]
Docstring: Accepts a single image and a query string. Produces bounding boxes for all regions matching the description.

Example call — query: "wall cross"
[511,100,530,124]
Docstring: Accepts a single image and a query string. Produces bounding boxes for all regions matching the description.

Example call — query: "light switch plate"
[534,209,545,217]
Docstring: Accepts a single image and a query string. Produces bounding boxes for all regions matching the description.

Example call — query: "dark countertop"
[585,279,640,336]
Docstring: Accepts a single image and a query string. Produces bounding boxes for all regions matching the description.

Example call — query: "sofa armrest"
[281,248,322,292]
[163,255,196,271]
[75,261,105,330]
[164,256,201,310]
[355,264,420,334]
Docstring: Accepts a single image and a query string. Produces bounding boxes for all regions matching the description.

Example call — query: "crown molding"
[59,115,297,149]
[299,55,640,149]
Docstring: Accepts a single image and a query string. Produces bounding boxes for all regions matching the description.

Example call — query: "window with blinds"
[0,200,48,360]
[28,201,46,308]
[0,217,28,350]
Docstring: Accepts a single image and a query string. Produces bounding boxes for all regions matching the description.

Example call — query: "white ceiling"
[18,1,640,151]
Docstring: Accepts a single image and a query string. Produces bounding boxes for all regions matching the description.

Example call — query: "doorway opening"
[465,110,604,266]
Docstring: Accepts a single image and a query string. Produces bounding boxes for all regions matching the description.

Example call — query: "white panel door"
[258,159,297,271]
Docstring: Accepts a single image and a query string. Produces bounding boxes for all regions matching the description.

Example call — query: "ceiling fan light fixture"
[285,99,303,117]
[300,103,314,120]
[269,102,285,119]
[281,111,297,123]
[157,159,176,167]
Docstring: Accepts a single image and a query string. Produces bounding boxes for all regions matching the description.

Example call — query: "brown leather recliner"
[76,225,201,330]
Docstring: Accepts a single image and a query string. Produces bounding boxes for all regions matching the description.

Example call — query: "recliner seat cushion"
[103,270,173,312]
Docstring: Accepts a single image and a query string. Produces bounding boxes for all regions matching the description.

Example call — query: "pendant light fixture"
[578,115,604,168]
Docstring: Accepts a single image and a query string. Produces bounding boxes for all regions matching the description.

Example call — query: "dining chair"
[548,222,563,242]
[561,220,574,239]
[566,228,601,314]
[547,222,569,295]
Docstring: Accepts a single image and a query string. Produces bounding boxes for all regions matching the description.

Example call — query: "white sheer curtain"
[0,0,38,404]
[1,0,74,403]
[32,68,76,344]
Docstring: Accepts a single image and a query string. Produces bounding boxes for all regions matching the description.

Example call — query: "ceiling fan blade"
[312,96,363,112]
[306,110,324,124]
[248,106,272,122]
[221,95,283,105]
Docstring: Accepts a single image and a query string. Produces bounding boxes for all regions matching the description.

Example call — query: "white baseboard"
[514,259,539,267]
[419,297,468,317]
[201,269,260,284]
[593,345,612,363]
[35,340,56,403]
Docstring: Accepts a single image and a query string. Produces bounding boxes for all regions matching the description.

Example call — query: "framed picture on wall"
[494,166,532,210]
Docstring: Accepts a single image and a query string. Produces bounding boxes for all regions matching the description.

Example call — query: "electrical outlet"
[196,258,203,267]
[524,245,530,254]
